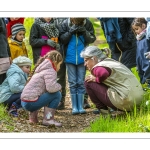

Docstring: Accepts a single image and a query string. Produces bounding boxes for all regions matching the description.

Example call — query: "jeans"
[66,63,86,94]
[3,92,21,109]
[21,91,61,112]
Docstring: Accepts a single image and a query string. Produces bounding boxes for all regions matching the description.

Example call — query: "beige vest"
[93,58,144,111]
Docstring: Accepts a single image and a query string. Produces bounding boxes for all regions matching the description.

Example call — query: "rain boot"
[71,94,79,115]
[77,94,86,114]
[42,107,62,127]
[29,110,38,124]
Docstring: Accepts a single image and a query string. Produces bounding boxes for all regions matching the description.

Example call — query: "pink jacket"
[21,58,61,102]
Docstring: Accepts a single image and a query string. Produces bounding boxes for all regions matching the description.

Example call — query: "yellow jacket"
[8,37,28,60]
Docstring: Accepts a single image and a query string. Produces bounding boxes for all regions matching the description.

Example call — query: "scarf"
[35,18,59,38]
[136,29,146,41]
[11,38,23,48]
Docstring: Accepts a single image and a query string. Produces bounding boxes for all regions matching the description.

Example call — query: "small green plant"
[0,104,14,132]
[83,18,150,133]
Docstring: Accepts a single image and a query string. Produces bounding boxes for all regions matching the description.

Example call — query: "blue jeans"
[21,91,61,112]
[3,92,21,109]
[66,63,86,94]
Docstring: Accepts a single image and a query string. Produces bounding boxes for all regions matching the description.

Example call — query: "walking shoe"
[93,109,110,115]
[111,110,125,118]
[83,103,91,109]
[8,102,19,117]
[57,101,65,110]
[83,100,91,109]
[93,109,100,114]
[9,111,18,117]
[83,93,91,109]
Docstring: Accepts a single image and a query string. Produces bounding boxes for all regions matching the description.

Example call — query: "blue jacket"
[65,34,84,64]
[136,36,150,84]
[59,18,96,64]
[0,63,28,103]
[97,18,122,43]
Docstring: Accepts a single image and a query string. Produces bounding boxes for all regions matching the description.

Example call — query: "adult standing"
[81,46,143,117]
[0,18,11,84]
[98,18,137,69]
[54,18,68,110]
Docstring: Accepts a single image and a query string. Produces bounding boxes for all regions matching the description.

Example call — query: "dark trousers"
[3,93,21,109]
[84,81,117,110]
[57,61,66,102]
[0,73,6,84]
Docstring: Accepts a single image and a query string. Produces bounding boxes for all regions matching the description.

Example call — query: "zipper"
[76,34,78,65]
[116,43,122,62]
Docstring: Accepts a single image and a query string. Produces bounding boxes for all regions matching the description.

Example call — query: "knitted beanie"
[11,23,25,39]
[13,56,32,66]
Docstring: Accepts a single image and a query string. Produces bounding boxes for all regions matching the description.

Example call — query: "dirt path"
[7,95,99,132]
[0,18,104,133]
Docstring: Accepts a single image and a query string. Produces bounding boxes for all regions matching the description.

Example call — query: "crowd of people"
[0,17,149,127]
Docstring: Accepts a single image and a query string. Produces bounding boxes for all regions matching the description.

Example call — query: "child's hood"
[35,59,54,73]
[6,63,27,79]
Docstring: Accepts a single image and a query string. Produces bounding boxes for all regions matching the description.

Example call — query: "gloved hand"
[144,52,150,59]
[69,24,79,34]
[47,39,56,47]
[55,43,60,51]
[77,26,86,33]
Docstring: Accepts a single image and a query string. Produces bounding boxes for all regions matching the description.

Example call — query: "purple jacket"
[21,58,61,102]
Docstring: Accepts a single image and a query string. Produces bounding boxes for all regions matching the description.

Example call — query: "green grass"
[83,19,150,132]
[84,66,150,132]
[0,104,14,132]
[1,18,150,133]
[83,111,150,132]
[84,96,150,132]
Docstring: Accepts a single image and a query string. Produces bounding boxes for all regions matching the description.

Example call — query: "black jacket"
[29,18,60,64]
[101,18,137,69]
[0,18,10,58]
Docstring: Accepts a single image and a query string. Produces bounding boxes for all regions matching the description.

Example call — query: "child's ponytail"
[26,51,63,85]
[26,56,45,85]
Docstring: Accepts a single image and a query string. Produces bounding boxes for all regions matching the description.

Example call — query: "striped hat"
[11,23,25,39]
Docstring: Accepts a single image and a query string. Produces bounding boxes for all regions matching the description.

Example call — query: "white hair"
[80,46,107,60]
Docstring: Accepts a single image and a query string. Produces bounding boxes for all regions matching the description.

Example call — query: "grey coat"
[0,18,11,58]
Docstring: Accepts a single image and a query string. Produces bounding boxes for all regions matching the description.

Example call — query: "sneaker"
[9,110,18,117]
[8,103,18,117]
[9,104,17,113]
